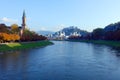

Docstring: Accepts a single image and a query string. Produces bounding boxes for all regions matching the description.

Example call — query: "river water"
[1,41,120,80]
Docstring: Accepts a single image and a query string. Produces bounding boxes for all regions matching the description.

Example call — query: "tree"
[92,28,104,40]
[0,33,3,43]
[11,24,19,34]
[0,23,10,33]
[20,29,47,41]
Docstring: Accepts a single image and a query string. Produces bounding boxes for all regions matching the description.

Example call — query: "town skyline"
[1,0,120,32]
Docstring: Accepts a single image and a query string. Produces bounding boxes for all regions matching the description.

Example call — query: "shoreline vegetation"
[0,41,53,52]
[67,40,120,48]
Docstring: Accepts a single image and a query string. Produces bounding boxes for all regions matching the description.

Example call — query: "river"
[1,41,120,80]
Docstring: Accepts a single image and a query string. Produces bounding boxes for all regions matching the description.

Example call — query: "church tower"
[22,10,26,30]
[20,10,27,36]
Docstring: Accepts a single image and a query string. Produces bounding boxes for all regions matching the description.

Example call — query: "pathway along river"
[1,41,120,80]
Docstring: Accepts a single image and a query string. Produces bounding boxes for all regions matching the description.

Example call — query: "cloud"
[0,17,18,23]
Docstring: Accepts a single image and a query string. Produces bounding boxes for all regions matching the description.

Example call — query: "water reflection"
[109,47,120,57]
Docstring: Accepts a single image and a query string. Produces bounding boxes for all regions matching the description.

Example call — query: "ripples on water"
[0,41,120,80]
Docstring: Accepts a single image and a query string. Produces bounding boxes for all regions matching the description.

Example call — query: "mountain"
[53,26,89,37]
[37,31,54,36]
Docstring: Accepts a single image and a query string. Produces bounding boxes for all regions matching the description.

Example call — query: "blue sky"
[0,0,120,32]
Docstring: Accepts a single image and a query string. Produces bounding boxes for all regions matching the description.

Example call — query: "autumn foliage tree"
[0,23,20,43]
[0,23,47,43]
[0,33,20,42]
[11,24,19,34]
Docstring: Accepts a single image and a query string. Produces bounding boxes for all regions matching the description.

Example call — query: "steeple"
[22,10,26,30]
[20,10,27,37]
[23,10,26,18]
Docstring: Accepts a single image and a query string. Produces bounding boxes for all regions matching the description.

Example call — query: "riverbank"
[67,40,120,47]
[0,41,53,52]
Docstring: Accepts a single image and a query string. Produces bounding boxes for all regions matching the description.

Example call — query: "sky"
[0,0,120,32]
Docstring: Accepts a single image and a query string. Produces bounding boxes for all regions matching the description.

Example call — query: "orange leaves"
[0,33,20,42]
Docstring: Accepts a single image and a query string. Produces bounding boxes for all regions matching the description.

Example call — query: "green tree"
[20,29,47,41]
[92,28,104,40]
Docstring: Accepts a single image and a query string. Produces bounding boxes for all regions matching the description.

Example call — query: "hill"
[53,26,89,37]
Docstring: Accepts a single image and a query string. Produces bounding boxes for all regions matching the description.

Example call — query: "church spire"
[20,10,27,37]
[23,10,26,18]
[22,10,26,30]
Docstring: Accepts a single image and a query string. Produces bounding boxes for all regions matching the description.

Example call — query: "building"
[20,10,27,36]
[70,32,81,37]
[0,10,27,38]
[6,10,27,36]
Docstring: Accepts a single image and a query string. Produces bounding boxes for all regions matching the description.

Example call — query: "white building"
[70,32,81,37]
